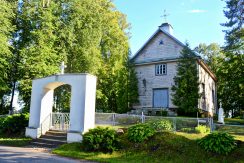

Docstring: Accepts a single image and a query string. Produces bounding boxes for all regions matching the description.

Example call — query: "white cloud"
[187,9,207,13]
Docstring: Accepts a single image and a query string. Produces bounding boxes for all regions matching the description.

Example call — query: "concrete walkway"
[0,146,94,163]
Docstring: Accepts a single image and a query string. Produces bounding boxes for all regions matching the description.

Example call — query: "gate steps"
[29,130,67,148]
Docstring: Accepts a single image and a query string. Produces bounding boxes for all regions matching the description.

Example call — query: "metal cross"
[60,61,66,74]
[161,10,170,23]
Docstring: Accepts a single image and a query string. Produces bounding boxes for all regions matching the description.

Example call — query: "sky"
[114,0,227,54]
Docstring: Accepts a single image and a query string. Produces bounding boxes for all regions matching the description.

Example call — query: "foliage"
[0,0,137,114]
[53,131,244,162]
[82,127,120,153]
[53,85,71,112]
[195,43,222,74]
[127,123,155,142]
[0,0,16,113]
[198,132,237,155]
[149,119,173,132]
[171,43,200,115]
[218,0,244,116]
[0,114,29,135]
[195,125,210,134]
[155,110,168,116]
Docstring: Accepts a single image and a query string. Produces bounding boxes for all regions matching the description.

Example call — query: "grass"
[53,132,244,162]
[224,118,244,125]
[0,134,32,147]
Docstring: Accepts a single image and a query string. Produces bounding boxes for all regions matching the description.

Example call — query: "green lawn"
[53,132,244,163]
[0,135,32,147]
[224,118,244,125]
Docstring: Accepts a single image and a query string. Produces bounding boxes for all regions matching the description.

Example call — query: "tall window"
[212,89,215,103]
[155,64,167,75]
[202,83,205,99]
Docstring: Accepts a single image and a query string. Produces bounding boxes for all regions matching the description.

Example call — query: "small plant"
[82,127,119,153]
[149,119,173,132]
[128,123,155,142]
[195,125,210,134]
[198,132,237,155]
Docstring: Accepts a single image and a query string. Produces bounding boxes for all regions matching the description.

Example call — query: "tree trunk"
[9,82,16,115]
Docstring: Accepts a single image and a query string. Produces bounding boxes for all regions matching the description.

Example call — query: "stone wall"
[198,64,217,115]
[135,31,183,63]
[134,61,178,108]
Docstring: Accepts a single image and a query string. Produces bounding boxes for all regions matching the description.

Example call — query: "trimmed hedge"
[0,114,29,135]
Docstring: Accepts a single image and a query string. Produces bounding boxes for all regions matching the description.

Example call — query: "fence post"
[141,112,145,123]
[173,117,176,133]
[112,113,115,126]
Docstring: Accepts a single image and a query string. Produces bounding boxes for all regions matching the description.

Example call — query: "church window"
[159,40,164,45]
[155,64,167,75]
[202,83,205,99]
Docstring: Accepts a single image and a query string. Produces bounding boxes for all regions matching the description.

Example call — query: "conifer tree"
[219,0,244,116]
[171,44,200,115]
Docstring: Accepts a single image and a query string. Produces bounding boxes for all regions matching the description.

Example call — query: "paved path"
[0,146,94,163]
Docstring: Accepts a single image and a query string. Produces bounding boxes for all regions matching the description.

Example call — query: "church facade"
[131,23,217,116]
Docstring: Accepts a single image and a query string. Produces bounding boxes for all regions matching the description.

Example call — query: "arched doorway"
[25,74,97,143]
[52,84,71,131]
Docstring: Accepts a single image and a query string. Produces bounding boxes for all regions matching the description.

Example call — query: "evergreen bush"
[198,132,237,155]
[82,127,119,153]
[128,123,155,142]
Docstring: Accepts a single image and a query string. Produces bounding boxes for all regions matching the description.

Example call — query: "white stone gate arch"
[25,73,97,142]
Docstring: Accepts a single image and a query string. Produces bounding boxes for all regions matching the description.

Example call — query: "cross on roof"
[161,10,170,23]
[60,61,66,74]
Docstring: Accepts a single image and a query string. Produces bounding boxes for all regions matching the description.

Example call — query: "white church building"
[131,22,217,116]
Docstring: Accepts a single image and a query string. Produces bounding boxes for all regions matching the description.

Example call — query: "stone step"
[45,130,67,136]
[41,134,67,141]
[37,137,67,143]
[29,130,67,148]
[29,141,61,148]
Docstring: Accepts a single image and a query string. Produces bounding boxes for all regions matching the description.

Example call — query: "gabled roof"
[131,28,185,61]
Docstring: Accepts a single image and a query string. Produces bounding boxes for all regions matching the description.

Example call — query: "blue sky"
[114,0,227,54]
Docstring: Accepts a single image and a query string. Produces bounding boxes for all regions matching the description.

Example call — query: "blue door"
[153,89,168,108]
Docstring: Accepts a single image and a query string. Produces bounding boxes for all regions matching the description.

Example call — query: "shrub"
[82,127,119,153]
[195,125,210,134]
[198,132,237,155]
[155,110,168,116]
[0,114,29,135]
[149,119,173,132]
[128,123,155,143]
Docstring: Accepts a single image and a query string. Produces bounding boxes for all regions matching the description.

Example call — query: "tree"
[3,0,135,113]
[171,44,200,116]
[0,0,16,114]
[219,0,244,116]
[194,43,223,73]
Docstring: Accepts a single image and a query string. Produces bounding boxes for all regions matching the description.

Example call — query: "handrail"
[40,113,51,135]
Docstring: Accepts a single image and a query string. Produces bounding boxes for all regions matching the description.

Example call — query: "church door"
[153,89,169,108]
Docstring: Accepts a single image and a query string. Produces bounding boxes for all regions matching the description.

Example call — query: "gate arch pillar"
[25,74,97,143]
